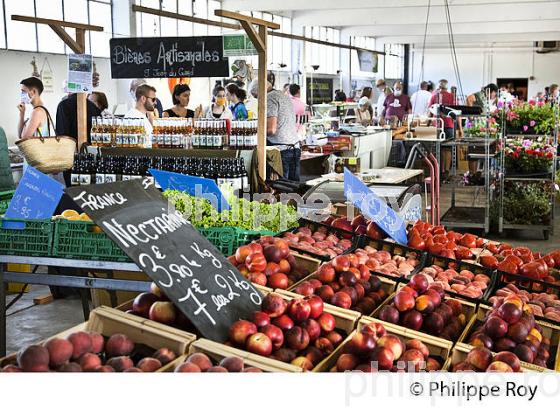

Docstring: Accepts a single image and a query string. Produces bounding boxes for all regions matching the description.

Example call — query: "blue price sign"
[149,169,230,212]
[343,168,407,245]
[4,166,64,228]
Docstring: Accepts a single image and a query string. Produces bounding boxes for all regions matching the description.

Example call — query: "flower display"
[498,102,556,135]
[464,117,500,138]
[504,139,555,174]
[501,181,554,225]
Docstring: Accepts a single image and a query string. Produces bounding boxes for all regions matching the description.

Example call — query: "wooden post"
[215,10,280,182]
[11,15,103,150]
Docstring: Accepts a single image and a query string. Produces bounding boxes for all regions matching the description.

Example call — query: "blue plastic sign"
[149,169,230,212]
[4,166,64,229]
[343,168,407,245]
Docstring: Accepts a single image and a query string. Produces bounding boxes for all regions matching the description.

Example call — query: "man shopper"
[375,79,388,119]
[18,77,48,139]
[411,81,432,117]
[382,81,412,123]
[126,84,157,136]
[250,72,300,182]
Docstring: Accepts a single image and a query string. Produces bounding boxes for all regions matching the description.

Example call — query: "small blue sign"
[149,169,230,212]
[4,166,64,229]
[343,168,407,245]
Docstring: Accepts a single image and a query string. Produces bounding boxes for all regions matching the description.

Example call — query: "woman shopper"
[226,83,249,120]
[163,83,202,118]
[204,86,233,119]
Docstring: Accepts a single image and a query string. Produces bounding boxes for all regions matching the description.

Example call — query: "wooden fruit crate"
[167,339,302,372]
[460,304,560,371]
[282,274,397,317]
[369,288,477,345]
[444,343,545,372]
[313,317,453,372]
[0,306,196,372]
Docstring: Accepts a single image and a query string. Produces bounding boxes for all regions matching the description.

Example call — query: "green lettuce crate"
[0,218,53,256]
[0,190,14,215]
[52,219,131,262]
[197,227,276,256]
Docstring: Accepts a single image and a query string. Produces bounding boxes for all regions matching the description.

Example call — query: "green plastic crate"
[0,218,54,256]
[52,219,131,262]
[197,227,276,256]
[0,190,14,215]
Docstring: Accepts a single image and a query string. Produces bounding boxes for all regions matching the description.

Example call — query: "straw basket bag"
[16,106,76,174]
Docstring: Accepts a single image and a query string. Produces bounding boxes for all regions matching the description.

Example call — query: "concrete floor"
[3,188,560,356]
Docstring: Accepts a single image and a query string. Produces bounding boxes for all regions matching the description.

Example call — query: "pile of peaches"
[452,347,523,372]
[376,273,467,341]
[2,332,178,372]
[280,223,354,259]
[227,293,346,371]
[291,254,389,314]
[334,322,441,372]
[491,283,560,322]
[174,352,262,373]
[417,264,491,300]
[469,294,552,368]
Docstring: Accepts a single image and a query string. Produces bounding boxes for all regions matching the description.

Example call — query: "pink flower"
[523,125,529,132]
[529,120,536,127]
[498,101,504,108]
[528,99,536,106]
[537,101,544,107]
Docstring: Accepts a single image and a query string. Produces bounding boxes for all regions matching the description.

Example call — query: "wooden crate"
[313,317,453,372]
[166,339,303,372]
[279,275,396,317]
[444,343,545,372]
[461,304,560,371]
[0,306,196,372]
[369,289,477,345]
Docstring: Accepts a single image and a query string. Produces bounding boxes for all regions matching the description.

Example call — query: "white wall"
[0,49,215,146]
[408,45,560,100]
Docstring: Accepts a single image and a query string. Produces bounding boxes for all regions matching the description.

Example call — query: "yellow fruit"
[528,328,542,343]
[61,209,79,219]
[79,213,91,222]
[66,215,81,221]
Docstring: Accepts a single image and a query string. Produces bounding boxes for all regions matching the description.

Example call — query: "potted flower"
[504,139,555,174]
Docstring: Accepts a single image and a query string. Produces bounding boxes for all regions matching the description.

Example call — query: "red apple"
[246,333,273,356]
[288,299,312,323]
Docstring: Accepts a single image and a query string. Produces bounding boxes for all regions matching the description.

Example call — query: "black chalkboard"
[306,77,334,105]
[110,36,229,79]
[66,179,262,342]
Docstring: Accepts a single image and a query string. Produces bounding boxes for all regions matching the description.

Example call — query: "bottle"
[105,156,117,183]
[240,158,249,192]
[121,157,132,181]
[152,119,160,149]
[70,153,80,186]
[79,154,93,185]
[192,120,200,148]
[95,155,105,184]
[90,117,99,147]
[229,121,237,149]
[200,120,207,149]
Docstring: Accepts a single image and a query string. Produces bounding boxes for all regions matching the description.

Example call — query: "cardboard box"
[313,317,453,372]
[0,306,196,371]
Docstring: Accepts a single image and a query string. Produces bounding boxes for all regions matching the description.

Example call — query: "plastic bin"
[0,218,53,256]
[0,190,14,215]
[198,227,275,256]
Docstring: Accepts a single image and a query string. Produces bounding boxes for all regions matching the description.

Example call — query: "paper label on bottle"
[96,174,106,184]
[192,134,200,147]
[122,175,132,181]
[79,175,91,185]
[105,174,117,183]
[103,133,111,144]
[71,173,80,186]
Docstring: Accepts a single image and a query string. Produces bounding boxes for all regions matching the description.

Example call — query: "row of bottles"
[70,153,249,191]
[90,117,147,148]
[230,120,258,150]
[152,118,193,149]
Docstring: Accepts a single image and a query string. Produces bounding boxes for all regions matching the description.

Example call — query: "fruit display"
[227,293,347,370]
[451,346,523,372]
[375,274,469,341]
[1,332,179,372]
[490,283,560,323]
[322,215,386,241]
[281,223,355,259]
[479,245,560,285]
[407,221,484,261]
[329,323,442,372]
[352,244,423,279]
[290,255,393,314]
[468,296,554,368]
[173,351,262,373]
[417,264,492,300]
[229,237,320,289]
[53,209,92,222]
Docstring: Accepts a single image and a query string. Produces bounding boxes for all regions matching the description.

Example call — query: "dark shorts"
[280,148,301,182]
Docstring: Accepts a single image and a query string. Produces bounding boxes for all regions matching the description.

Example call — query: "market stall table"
[305,167,424,187]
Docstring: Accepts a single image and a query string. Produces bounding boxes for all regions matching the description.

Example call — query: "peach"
[272,314,294,331]
[89,332,104,354]
[67,331,93,359]
[132,292,159,318]
[285,326,310,351]
[138,357,162,372]
[301,319,321,342]
[487,361,513,372]
[96,365,115,372]
[219,356,244,372]
[149,301,177,325]
[229,320,258,346]
[153,347,177,365]
[44,338,73,367]
[79,353,102,371]
[261,293,288,318]
[371,346,394,370]
[186,353,213,372]
[466,346,492,370]
[401,348,426,372]
[306,295,324,319]
[268,273,289,289]
[58,362,82,372]
[317,312,336,333]
[426,357,441,371]
[1,365,22,372]
[331,291,352,309]
[393,291,415,312]
[261,324,284,350]
[493,351,521,372]
[336,353,359,371]
[291,356,314,371]
[243,367,263,373]
[485,316,509,339]
[378,305,400,325]
[205,366,227,372]
[315,337,335,355]
[105,333,134,358]
[17,345,50,372]
[123,367,142,372]
[415,295,435,314]
[271,347,297,363]
[326,331,344,347]
[174,362,201,372]
[106,356,134,372]
[402,310,423,331]
[377,335,404,360]
[246,333,273,356]
[343,332,376,357]
[288,299,312,323]
[406,339,430,359]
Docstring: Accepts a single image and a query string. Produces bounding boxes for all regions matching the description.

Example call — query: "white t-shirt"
[411,89,433,117]
[376,93,386,118]
[125,107,153,135]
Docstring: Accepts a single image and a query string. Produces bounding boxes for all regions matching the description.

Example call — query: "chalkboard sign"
[4,166,64,228]
[110,36,229,79]
[149,169,229,212]
[306,77,334,105]
[66,179,262,342]
[343,168,407,245]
